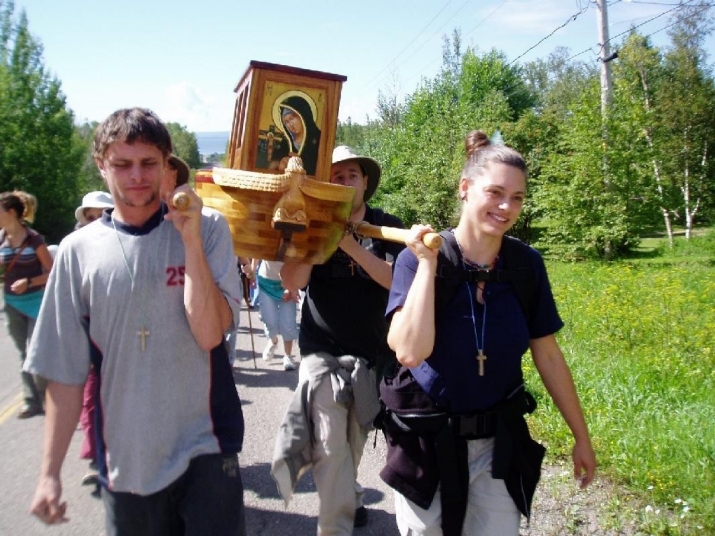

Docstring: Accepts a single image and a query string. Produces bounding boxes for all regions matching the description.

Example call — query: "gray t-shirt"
[25,205,244,495]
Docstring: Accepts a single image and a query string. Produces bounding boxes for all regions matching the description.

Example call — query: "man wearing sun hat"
[273,146,404,533]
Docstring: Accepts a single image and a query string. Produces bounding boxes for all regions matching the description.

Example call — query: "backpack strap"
[499,236,536,323]
[434,230,536,322]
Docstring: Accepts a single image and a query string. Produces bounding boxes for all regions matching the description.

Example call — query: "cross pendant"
[138,326,150,352]
[476,350,487,376]
[349,259,356,276]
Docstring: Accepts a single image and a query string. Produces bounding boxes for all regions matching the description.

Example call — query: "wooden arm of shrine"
[174,191,440,249]
[349,222,442,250]
[173,192,191,211]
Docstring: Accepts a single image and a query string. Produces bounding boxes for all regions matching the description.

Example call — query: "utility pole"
[596,0,613,115]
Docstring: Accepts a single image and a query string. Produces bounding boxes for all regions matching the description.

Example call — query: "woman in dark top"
[384,131,596,535]
[0,191,53,418]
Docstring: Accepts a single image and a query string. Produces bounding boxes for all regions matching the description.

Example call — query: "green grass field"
[524,229,715,534]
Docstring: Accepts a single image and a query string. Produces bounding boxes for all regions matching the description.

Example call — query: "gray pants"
[4,302,45,409]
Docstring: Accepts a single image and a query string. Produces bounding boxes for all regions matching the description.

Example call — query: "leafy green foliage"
[0,1,83,242]
[74,120,104,195]
[524,234,715,534]
[166,122,201,170]
[366,33,538,230]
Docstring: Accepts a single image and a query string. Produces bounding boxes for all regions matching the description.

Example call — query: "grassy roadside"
[524,230,714,534]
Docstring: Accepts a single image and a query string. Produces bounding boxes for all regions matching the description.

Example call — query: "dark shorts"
[102,453,245,536]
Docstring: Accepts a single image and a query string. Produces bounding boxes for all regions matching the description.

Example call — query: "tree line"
[1,0,713,257]
[339,6,715,259]
[0,1,201,243]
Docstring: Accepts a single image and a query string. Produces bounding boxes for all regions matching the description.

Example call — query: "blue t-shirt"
[386,240,563,413]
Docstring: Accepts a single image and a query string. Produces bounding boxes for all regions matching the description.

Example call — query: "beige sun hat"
[75,191,114,224]
[331,146,381,202]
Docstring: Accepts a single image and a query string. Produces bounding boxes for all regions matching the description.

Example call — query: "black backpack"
[435,229,536,325]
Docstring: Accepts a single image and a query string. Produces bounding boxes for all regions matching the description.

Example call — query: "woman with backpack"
[381,131,596,535]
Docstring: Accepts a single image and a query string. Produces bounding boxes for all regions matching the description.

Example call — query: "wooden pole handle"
[354,223,442,249]
[172,192,191,211]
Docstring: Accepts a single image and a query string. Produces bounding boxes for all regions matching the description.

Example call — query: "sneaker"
[354,506,368,528]
[283,355,296,371]
[17,405,44,419]
[262,340,278,362]
[81,471,99,487]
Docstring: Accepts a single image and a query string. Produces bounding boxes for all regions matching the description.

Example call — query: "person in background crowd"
[160,153,190,201]
[0,190,53,419]
[382,130,596,535]
[272,146,404,534]
[256,259,299,371]
[74,191,114,230]
[73,191,114,495]
[24,107,246,535]
[226,255,253,367]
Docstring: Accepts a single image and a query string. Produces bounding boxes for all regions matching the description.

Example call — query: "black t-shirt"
[299,205,405,365]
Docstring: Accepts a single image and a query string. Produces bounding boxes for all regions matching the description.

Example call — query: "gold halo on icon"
[272,90,319,127]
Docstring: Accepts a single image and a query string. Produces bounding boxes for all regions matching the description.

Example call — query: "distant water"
[195,131,230,156]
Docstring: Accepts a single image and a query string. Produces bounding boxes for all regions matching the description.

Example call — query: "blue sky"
[12,0,713,132]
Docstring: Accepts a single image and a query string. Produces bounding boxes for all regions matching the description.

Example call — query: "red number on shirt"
[166,266,186,286]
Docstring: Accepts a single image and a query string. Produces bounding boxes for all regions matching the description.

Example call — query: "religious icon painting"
[226,61,346,181]
[258,86,324,176]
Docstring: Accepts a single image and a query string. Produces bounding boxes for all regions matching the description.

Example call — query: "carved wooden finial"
[285,156,306,174]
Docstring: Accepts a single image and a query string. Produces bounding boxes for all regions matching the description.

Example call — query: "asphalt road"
[0,304,400,535]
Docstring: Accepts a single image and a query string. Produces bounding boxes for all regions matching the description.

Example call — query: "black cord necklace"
[453,231,495,376]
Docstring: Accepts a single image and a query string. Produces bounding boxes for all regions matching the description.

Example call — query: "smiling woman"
[381,129,596,535]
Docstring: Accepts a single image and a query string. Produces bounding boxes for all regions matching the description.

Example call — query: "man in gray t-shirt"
[24,108,246,535]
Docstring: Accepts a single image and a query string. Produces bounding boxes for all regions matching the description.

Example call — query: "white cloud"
[484,1,576,35]
[159,82,216,131]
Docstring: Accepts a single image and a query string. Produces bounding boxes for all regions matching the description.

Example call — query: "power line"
[360,0,713,120]
[599,0,708,51]
[628,1,711,5]
[358,0,453,92]
[507,2,592,66]
[383,0,474,86]
[400,0,510,88]
[497,1,713,106]
[462,0,510,40]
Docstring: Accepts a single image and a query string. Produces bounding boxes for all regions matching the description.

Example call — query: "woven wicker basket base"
[196,181,353,263]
